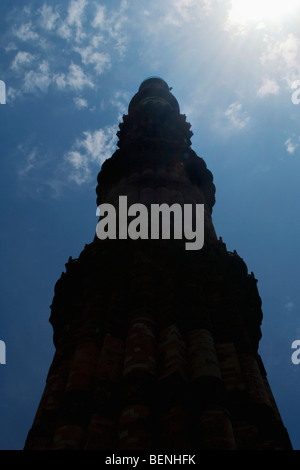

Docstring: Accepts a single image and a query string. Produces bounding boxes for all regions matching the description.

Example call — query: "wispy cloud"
[64,126,118,185]
[257,78,280,98]
[8,60,94,101]
[74,46,111,75]
[65,0,87,42]
[91,0,128,57]
[55,63,94,91]
[212,102,250,138]
[23,61,51,94]
[73,96,88,109]
[56,0,88,42]
[285,297,295,313]
[38,4,60,31]
[18,148,38,177]
[5,42,17,53]
[92,5,105,29]
[67,0,87,27]
[285,137,299,155]
[261,33,300,85]
[224,102,250,131]
[13,22,39,41]
[110,90,130,120]
[10,51,35,73]
[6,1,129,102]
[164,0,214,25]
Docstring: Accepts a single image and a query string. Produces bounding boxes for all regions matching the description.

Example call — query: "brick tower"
[25,77,292,450]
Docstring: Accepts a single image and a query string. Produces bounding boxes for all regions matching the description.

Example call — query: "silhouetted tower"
[25,78,292,450]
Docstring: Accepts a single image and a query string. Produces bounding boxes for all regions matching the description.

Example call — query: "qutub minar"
[25,77,292,450]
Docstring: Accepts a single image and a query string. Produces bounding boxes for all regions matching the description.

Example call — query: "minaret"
[25,77,292,450]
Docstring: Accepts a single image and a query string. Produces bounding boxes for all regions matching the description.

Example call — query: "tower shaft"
[25,78,292,450]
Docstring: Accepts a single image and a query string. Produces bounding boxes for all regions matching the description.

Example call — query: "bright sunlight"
[229,0,299,24]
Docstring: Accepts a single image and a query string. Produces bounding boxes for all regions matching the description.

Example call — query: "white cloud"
[176,0,213,19]
[81,128,117,160]
[276,34,299,71]
[110,90,130,119]
[285,301,294,312]
[92,5,106,29]
[212,101,251,138]
[66,150,90,184]
[57,21,72,40]
[164,0,214,25]
[90,0,128,57]
[224,102,250,130]
[18,148,37,177]
[75,46,111,75]
[261,34,300,84]
[14,22,39,41]
[11,51,35,72]
[6,87,20,103]
[257,78,280,98]
[56,0,88,42]
[67,0,87,27]
[23,61,51,93]
[5,1,129,104]
[65,126,117,184]
[285,297,295,313]
[285,137,299,154]
[67,63,93,90]
[55,63,94,91]
[66,0,87,42]
[74,96,88,109]
[90,35,104,48]
[39,4,60,31]
[5,42,17,53]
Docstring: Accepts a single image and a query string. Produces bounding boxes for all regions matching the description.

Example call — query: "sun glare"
[229,0,299,24]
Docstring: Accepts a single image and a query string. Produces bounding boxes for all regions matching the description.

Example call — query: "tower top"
[128,76,180,114]
[138,76,170,92]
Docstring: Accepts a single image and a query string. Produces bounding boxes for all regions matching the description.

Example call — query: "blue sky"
[0,0,300,450]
